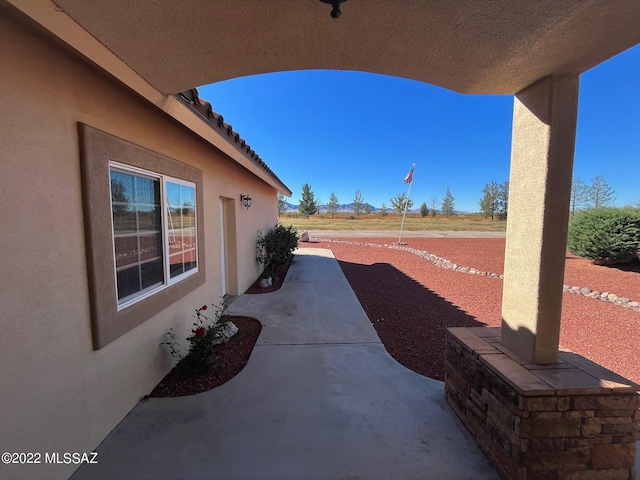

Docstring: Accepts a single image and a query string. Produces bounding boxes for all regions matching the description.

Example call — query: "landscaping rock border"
[563,284,640,311]
[314,237,640,313]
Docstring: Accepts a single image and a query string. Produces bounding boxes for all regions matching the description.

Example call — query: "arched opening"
[3,2,639,478]
[193,56,639,383]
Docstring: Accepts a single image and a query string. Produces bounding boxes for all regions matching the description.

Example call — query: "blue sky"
[199,45,639,213]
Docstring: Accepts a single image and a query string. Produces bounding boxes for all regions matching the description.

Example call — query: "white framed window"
[109,162,198,309]
[81,124,205,349]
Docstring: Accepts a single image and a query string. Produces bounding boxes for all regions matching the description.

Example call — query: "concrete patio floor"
[72,248,500,479]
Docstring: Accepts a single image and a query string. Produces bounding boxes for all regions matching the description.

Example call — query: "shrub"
[567,207,640,264]
[256,224,299,278]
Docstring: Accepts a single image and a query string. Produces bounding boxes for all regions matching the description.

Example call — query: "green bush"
[567,207,640,264]
[256,224,299,277]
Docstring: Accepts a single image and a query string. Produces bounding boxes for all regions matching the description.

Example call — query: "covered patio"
[4,1,640,478]
[20,0,639,363]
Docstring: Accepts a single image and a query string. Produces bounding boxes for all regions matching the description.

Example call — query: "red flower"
[194,327,206,337]
[201,305,208,311]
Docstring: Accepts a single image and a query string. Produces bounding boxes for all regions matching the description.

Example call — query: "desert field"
[280,213,507,232]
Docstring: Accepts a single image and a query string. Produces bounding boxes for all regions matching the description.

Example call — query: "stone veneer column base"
[445,327,640,480]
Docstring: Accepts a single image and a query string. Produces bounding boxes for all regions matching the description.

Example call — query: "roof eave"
[3,0,292,196]
[175,90,291,194]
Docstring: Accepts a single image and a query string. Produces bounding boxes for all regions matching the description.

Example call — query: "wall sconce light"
[240,194,252,210]
[319,0,347,19]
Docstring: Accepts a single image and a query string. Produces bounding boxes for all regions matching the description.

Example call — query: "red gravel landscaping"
[304,237,640,385]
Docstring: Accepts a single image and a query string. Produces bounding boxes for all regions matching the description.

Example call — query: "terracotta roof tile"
[176,88,286,188]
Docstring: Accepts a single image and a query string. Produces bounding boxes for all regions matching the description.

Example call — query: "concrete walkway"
[73,248,499,480]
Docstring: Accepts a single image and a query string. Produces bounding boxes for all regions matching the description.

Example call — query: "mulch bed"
[149,316,262,397]
[244,264,291,294]
[150,265,290,397]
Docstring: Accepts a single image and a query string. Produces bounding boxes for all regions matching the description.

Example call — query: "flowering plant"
[161,300,232,373]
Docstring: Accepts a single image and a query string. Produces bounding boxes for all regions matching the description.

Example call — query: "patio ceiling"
[49,0,640,95]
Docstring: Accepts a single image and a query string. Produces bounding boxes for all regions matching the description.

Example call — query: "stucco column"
[501,75,579,364]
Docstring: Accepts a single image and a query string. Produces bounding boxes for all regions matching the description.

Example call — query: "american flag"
[404,166,414,184]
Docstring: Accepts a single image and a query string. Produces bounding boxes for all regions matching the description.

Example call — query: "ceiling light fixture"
[319,0,347,19]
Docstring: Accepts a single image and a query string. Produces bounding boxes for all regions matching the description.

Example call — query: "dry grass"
[279,213,507,232]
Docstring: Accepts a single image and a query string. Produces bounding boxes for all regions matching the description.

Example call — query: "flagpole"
[398,163,416,245]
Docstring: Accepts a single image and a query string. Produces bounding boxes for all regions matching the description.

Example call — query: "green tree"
[420,202,429,218]
[390,193,413,215]
[497,181,509,220]
[479,182,499,220]
[441,188,455,218]
[570,178,590,217]
[277,193,287,217]
[353,189,365,218]
[380,203,388,217]
[363,203,371,215]
[298,183,317,217]
[479,191,491,219]
[588,176,615,209]
[327,192,339,219]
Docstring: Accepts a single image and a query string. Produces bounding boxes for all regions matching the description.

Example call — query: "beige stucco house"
[1,1,640,479]
[0,3,292,479]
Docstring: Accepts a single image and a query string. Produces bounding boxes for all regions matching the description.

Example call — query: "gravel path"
[303,237,640,385]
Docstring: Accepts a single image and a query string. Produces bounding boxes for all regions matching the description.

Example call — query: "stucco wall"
[0,11,277,480]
